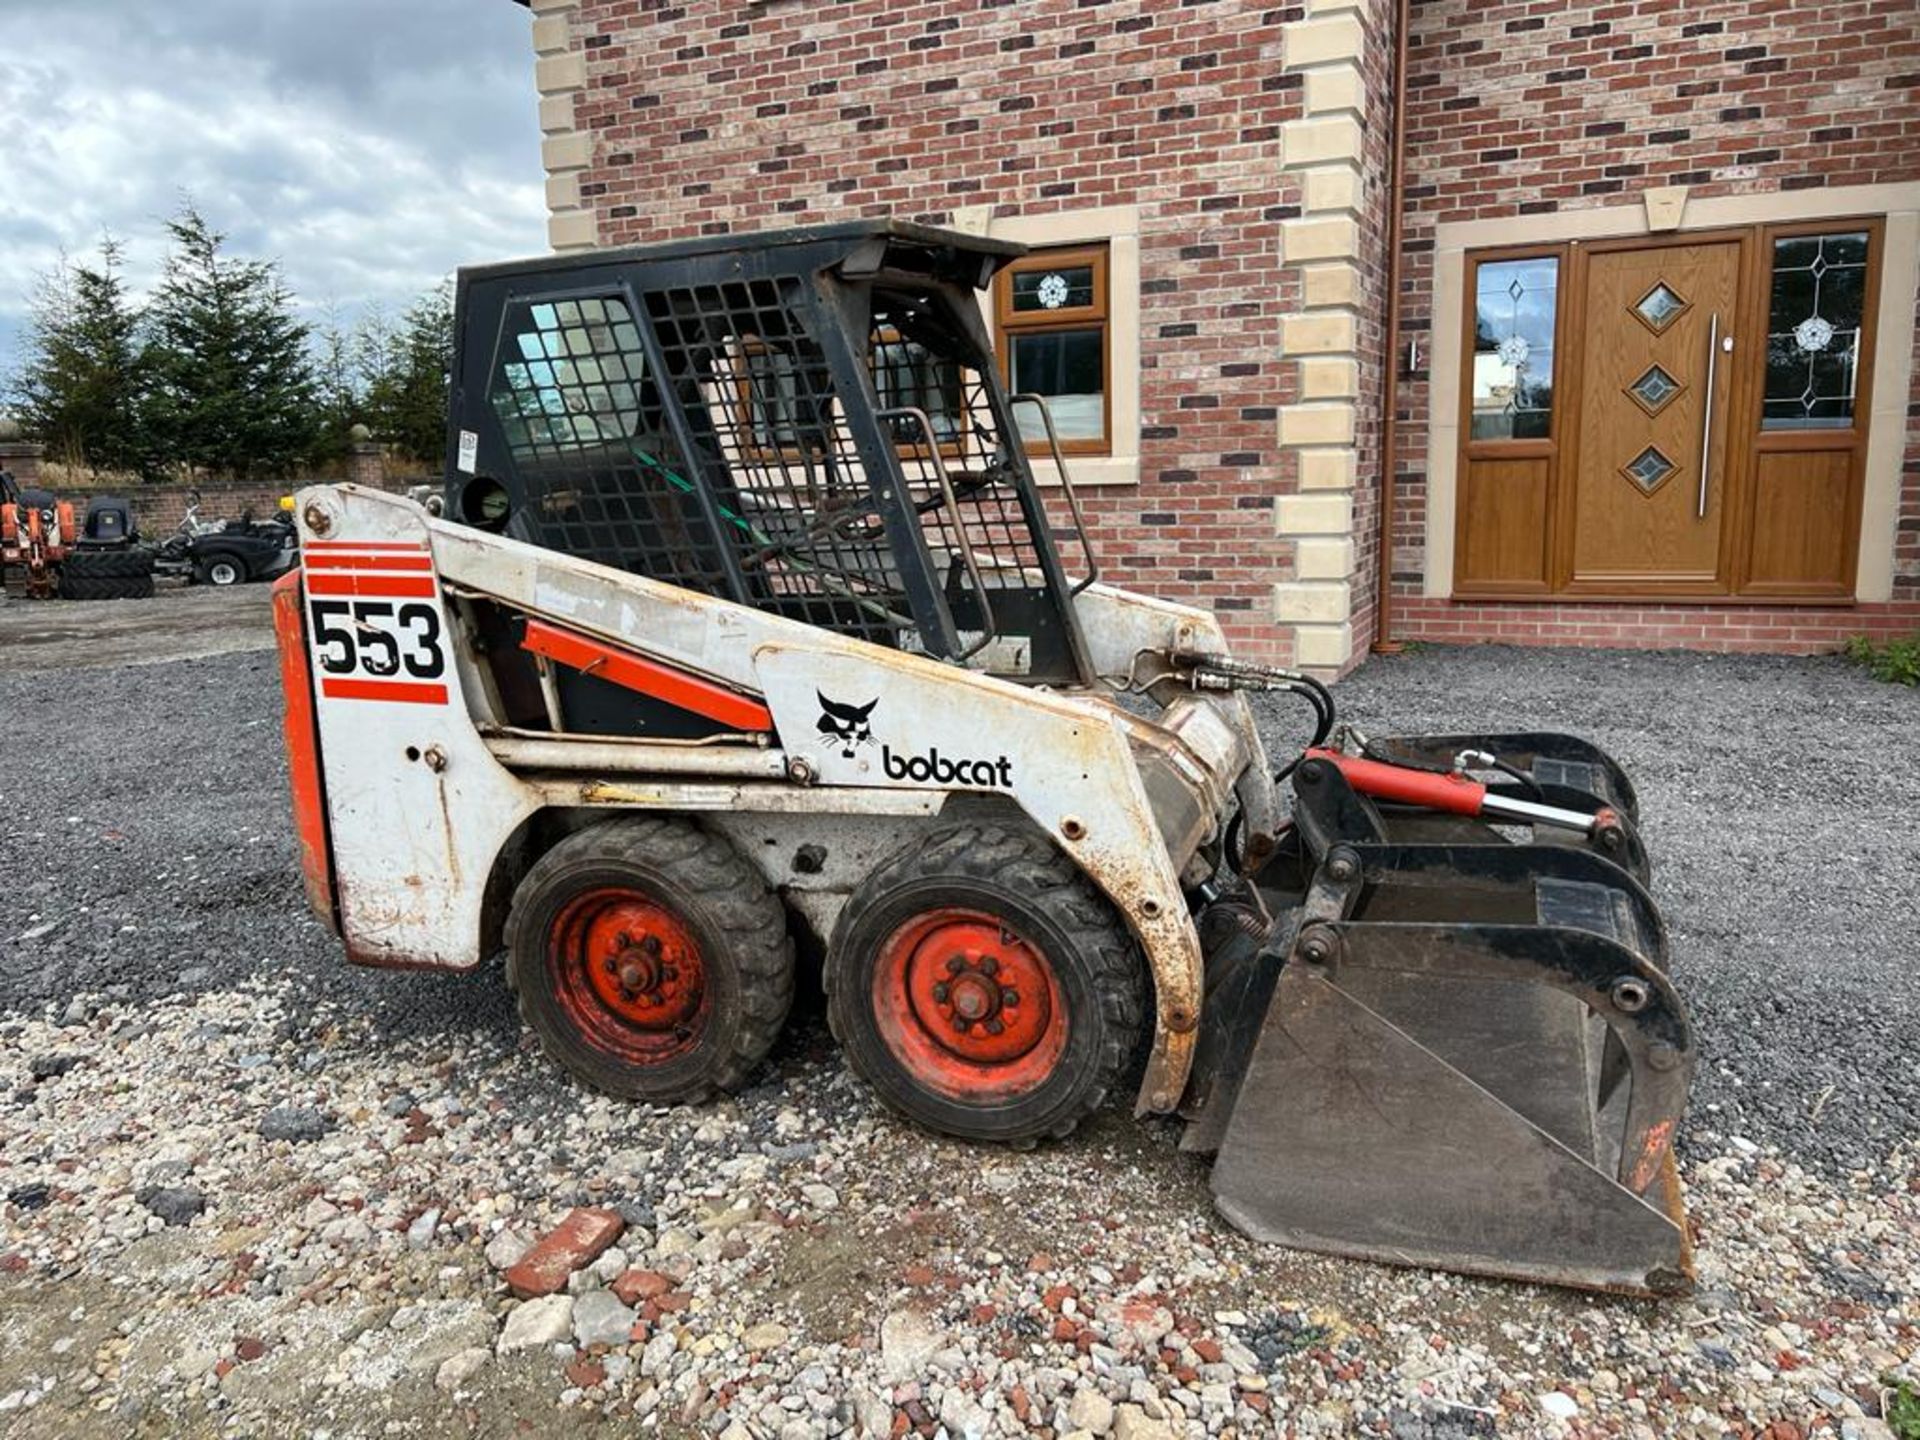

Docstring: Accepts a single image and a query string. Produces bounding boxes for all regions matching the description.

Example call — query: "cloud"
[0,0,547,370]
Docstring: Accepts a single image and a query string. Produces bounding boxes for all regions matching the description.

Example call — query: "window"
[490,297,649,456]
[1469,256,1559,441]
[993,244,1110,455]
[1762,231,1869,430]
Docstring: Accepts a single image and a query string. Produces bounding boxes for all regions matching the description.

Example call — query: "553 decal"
[310,599,446,681]
[300,541,453,705]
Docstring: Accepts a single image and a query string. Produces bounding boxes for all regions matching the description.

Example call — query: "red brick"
[503,1207,625,1299]
[611,1268,673,1305]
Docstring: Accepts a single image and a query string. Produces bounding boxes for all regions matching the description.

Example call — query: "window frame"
[992,243,1113,458]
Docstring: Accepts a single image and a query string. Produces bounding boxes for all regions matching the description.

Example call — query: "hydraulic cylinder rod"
[1305,748,1613,837]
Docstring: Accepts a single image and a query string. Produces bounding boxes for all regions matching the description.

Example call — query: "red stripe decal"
[303,540,428,552]
[305,573,437,598]
[303,553,435,572]
[520,619,774,732]
[321,677,450,705]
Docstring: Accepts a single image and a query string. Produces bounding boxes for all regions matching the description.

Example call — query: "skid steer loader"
[275,223,1693,1295]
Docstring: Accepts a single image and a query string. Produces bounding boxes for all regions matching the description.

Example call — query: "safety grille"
[485,269,1080,674]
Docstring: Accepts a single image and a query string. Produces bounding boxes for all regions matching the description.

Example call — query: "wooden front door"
[1454,220,1883,604]
[1566,241,1741,591]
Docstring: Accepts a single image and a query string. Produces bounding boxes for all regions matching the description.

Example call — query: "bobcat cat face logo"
[816,692,877,759]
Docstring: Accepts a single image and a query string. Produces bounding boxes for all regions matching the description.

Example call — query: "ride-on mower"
[276,224,1693,1295]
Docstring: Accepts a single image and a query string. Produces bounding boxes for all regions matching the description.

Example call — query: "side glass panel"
[490,296,648,455]
[1470,257,1559,441]
[1762,232,1869,429]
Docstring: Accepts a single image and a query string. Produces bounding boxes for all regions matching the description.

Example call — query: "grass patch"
[1886,1374,1920,1440]
[1845,633,1920,686]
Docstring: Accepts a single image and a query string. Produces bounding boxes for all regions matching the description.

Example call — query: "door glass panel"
[1622,445,1677,495]
[1763,231,1869,429]
[1626,364,1682,415]
[1632,282,1688,333]
[1471,257,1558,440]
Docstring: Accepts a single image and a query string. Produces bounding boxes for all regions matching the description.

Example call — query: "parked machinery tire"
[64,548,153,580]
[57,550,155,600]
[826,824,1147,1145]
[196,553,246,587]
[505,817,794,1103]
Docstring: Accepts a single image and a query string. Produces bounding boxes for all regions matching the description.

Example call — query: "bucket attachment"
[1186,749,1694,1297]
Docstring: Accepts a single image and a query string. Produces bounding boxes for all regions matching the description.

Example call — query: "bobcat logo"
[816,691,877,759]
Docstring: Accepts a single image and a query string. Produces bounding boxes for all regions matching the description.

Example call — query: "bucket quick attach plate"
[1193,833,1695,1297]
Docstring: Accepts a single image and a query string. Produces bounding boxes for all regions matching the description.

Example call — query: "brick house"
[511,0,1919,670]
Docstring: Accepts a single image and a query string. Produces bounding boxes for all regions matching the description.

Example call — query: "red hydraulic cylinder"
[1306,748,1487,816]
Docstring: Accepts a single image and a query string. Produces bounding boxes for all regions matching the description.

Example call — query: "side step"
[1190,842,1693,1297]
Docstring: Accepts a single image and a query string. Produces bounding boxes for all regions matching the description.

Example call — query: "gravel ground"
[1,633,1915,1439]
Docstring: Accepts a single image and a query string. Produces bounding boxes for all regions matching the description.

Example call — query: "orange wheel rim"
[873,907,1067,1101]
[550,888,708,1063]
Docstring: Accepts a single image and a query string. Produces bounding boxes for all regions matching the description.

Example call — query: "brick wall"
[558,0,1308,665]
[1385,0,1920,652]
[35,450,429,538]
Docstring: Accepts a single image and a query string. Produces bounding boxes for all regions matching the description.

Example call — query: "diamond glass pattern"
[1622,445,1677,495]
[1763,232,1868,429]
[1633,282,1687,333]
[1627,364,1681,415]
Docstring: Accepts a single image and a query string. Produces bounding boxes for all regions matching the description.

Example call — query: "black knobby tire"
[58,569,154,601]
[64,548,153,579]
[505,817,794,1104]
[825,824,1147,1145]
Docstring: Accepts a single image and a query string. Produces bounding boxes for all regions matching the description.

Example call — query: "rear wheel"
[197,554,245,587]
[826,825,1147,1144]
[505,818,794,1103]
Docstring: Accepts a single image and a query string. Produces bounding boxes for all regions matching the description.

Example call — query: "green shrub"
[1884,1374,1920,1440]
[1845,633,1920,686]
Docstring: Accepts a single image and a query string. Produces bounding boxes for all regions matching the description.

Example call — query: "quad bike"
[275,223,1693,1296]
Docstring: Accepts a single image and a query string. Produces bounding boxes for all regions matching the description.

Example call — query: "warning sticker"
[456,429,479,474]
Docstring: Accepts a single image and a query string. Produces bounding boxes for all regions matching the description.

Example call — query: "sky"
[0,0,548,379]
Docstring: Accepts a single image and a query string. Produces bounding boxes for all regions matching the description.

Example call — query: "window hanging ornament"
[1496,334,1531,368]
[1793,315,1835,354]
[1035,273,1071,310]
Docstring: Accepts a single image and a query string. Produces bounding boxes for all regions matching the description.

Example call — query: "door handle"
[1698,314,1721,519]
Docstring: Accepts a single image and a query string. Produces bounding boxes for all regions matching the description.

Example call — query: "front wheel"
[504,818,794,1103]
[826,825,1147,1145]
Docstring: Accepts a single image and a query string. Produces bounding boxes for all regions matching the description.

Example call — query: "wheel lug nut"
[946,956,965,975]
[1001,987,1018,1005]
[932,983,950,1003]
[985,1019,1004,1036]
[950,1014,970,1033]
[603,959,618,975]
[980,957,999,977]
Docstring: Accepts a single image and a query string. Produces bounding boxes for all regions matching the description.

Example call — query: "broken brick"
[503,1207,625,1299]
[611,1268,672,1305]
